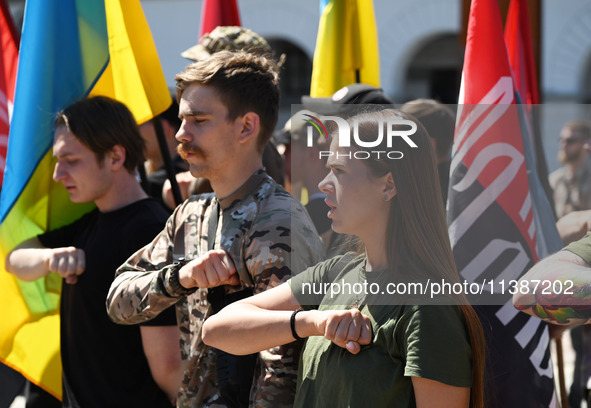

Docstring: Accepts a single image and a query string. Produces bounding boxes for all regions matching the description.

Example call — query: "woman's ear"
[382,172,397,200]
[109,145,126,170]
[237,112,260,145]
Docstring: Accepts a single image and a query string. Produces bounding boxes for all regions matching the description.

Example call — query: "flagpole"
[554,336,569,408]
[152,117,183,206]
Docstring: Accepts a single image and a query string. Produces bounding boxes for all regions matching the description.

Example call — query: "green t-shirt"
[565,232,591,263]
[289,254,472,408]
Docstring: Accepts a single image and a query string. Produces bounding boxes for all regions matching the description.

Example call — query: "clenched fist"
[317,308,373,354]
[45,246,85,284]
[178,249,239,289]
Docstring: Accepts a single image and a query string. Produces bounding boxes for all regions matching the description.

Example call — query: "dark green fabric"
[566,232,591,264]
[289,254,472,408]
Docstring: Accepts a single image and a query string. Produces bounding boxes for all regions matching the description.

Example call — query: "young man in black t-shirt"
[6,96,181,407]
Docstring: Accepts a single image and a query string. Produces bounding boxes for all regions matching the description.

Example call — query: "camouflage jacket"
[106,170,325,408]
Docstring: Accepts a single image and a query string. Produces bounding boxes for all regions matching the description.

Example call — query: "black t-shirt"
[38,198,175,408]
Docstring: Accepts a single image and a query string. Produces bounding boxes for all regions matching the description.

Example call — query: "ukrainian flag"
[309,0,381,97]
[0,0,171,399]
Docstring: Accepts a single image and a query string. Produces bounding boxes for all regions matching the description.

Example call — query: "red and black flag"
[448,0,562,406]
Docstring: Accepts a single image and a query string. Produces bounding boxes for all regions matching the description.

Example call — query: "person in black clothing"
[5,96,182,407]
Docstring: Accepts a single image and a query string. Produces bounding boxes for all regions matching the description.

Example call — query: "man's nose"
[175,120,192,143]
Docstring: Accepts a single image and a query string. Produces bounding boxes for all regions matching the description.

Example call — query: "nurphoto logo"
[302,114,418,160]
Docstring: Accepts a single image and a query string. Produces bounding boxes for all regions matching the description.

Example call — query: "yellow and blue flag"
[0,0,171,399]
[309,0,380,97]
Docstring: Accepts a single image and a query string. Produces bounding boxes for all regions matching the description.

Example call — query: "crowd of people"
[6,24,591,408]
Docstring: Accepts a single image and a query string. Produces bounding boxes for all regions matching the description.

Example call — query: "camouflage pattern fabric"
[181,26,272,62]
[106,170,325,407]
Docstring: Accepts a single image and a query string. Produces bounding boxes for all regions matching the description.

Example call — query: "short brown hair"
[54,96,145,173]
[175,50,279,152]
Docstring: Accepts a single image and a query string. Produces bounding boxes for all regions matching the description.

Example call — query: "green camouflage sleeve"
[106,203,190,325]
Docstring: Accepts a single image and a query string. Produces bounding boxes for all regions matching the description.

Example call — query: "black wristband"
[290,308,304,341]
[168,258,197,296]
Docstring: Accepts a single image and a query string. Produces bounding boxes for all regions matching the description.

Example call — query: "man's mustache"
[178,143,204,159]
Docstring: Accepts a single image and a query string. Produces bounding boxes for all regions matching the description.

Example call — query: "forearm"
[106,267,181,325]
[106,205,195,324]
[152,365,184,406]
[515,250,591,324]
[6,247,52,281]
[556,210,591,245]
[203,303,320,355]
[141,325,183,405]
[412,377,470,408]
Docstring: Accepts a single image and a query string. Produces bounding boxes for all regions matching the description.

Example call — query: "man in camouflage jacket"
[106,50,324,407]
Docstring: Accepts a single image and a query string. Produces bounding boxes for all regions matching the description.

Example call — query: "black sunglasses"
[559,137,586,145]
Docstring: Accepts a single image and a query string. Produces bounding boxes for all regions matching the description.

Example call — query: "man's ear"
[109,145,126,170]
[237,112,260,145]
[382,172,397,200]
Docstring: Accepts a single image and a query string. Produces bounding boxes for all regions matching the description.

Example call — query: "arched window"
[267,38,312,106]
[403,34,462,104]
[267,38,312,126]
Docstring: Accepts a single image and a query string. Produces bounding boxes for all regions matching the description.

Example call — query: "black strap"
[152,116,183,206]
[207,198,227,311]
